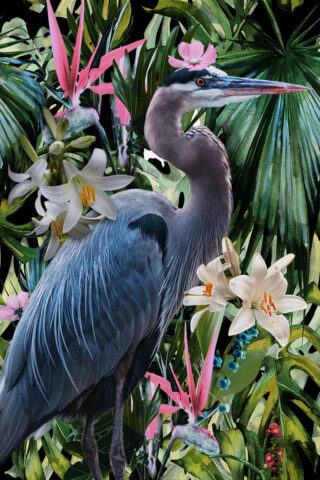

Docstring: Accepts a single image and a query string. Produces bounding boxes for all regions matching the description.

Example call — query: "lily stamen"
[260,291,277,316]
[52,220,60,236]
[79,183,96,207]
[203,283,213,296]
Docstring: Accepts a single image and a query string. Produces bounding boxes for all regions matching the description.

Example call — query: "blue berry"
[227,360,239,372]
[249,327,259,337]
[239,333,251,344]
[213,356,223,368]
[218,403,229,413]
[233,349,246,359]
[218,377,231,390]
[232,338,243,348]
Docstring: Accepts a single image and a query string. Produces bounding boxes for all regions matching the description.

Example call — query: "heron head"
[161,66,309,110]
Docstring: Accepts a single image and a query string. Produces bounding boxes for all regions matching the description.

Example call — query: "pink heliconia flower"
[46,0,146,106]
[0,292,29,321]
[114,58,131,168]
[145,326,217,439]
[168,41,217,71]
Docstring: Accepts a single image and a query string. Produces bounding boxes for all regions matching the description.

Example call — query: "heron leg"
[81,418,103,480]
[109,352,135,480]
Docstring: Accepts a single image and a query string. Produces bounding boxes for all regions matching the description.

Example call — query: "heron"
[0,64,307,480]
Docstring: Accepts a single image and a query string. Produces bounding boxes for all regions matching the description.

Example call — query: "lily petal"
[252,254,268,283]
[62,194,83,233]
[92,191,117,220]
[190,307,210,332]
[256,311,290,347]
[8,166,29,183]
[229,275,256,301]
[42,184,70,201]
[229,306,255,336]
[93,174,134,191]
[28,159,48,185]
[63,160,80,181]
[275,295,307,313]
[264,269,288,299]
[8,181,34,205]
[267,254,295,277]
[183,295,212,306]
[44,226,60,261]
[80,148,106,177]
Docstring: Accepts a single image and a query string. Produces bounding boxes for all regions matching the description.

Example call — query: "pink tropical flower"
[168,41,217,71]
[0,292,29,321]
[46,0,146,106]
[265,453,275,466]
[269,422,280,435]
[145,326,217,439]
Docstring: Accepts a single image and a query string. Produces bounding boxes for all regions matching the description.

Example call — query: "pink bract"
[145,326,217,439]
[46,0,146,105]
[168,41,217,71]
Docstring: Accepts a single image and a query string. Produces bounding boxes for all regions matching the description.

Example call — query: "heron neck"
[145,88,232,261]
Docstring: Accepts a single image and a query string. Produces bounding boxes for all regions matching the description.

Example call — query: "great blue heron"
[0,65,307,480]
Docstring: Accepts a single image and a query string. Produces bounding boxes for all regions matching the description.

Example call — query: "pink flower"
[270,422,280,435]
[0,292,29,321]
[266,428,271,435]
[145,326,217,440]
[265,453,275,466]
[277,449,283,456]
[46,0,146,106]
[168,41,217,71]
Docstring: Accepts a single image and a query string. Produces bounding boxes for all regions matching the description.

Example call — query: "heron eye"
[196,78,206,87]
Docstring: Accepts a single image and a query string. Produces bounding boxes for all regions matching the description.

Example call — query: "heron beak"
[219,76,310,97]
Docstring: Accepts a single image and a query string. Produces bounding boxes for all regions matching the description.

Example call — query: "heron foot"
[81,419,103,480]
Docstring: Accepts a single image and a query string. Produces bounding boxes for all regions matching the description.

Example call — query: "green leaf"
[41,433,70,478]
[173,448,225,480]
[25,438,45,480]
[236,325,320,479]
[214,429,246,479]
[238,427,265,480]
[304,282,320,305]
[0,336,10,359]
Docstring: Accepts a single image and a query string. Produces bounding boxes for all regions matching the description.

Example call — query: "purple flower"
[0,292,29,321]
[168,41,217,71]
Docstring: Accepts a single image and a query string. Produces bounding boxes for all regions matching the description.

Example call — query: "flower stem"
[155,437,175,480]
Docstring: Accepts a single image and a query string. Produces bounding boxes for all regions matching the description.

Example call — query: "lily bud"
[222,237,240,277]
[19,135,39,163]
[69,136,96,149]
[173,424,219,456]
[49,141,65,156]
[43,108,57,140]
[56,118,69,141]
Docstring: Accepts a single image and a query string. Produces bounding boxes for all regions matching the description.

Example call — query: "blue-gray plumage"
[0,66,307,480]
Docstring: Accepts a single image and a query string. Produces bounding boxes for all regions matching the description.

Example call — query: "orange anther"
[203,283,213,296]
[264,291,267,302]
[59,218,63,231]
[87,184,91,196]
[91,187,96,202]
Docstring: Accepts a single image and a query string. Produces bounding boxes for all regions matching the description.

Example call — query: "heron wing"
[0,212,167,459]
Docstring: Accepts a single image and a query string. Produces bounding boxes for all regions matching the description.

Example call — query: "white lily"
[32,201,94,261]
[42,148,133,233]
[183,256,231,331]
[228,253,307,346]
[8,159,48,215]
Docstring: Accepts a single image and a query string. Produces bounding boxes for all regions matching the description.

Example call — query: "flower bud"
[222,237,240,277]
[56,118,69,141]
[49,141,65,156]
[69,136,96,149]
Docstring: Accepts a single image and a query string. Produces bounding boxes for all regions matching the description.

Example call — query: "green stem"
[156,437,174,480]
[213,454,268,480]
[224,412,233,429]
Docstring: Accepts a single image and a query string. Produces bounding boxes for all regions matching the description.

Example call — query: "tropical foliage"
[0,0,319,479]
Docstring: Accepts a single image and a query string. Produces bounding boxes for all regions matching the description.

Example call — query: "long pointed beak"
[220,76,310,97]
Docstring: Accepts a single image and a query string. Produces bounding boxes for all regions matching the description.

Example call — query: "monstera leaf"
[214,5,320,279]
[233,325,320,480]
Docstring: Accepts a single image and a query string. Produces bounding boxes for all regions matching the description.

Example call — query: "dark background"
[0,0,319,478]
